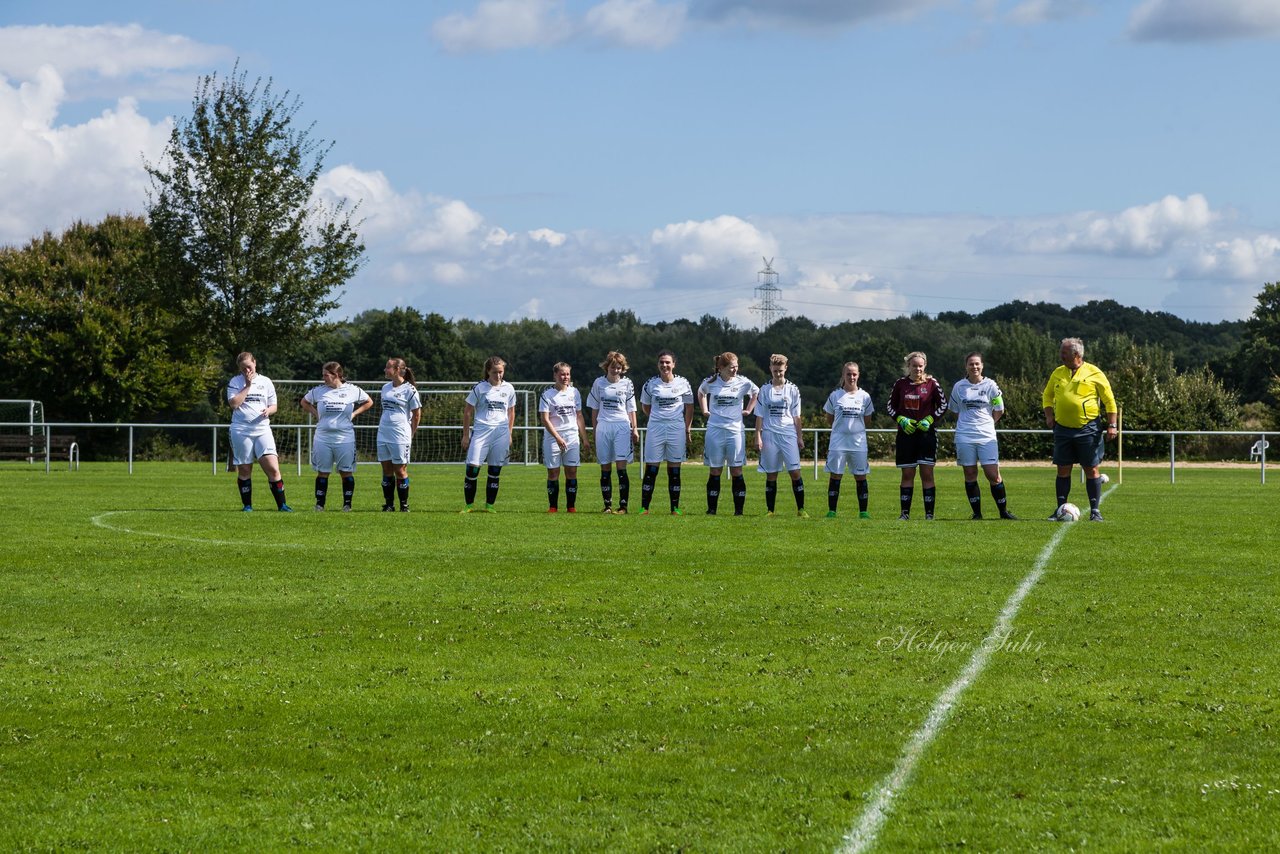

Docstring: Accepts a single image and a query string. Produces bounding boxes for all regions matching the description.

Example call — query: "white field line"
[838,486,1116,853]
[90,510,307,548]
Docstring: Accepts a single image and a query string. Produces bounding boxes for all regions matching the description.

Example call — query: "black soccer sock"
[1085,477,1101,511]
[668,467,681,511]
[342,476,355,507]
[382,475,395,508]
[706,475,722,514]
[314,476,328,508]
[464,465,480,506]
[856,478,869,513]
[617,470,630,510]
[238,478,252,507]
[269,479,286,509]
[732,475,746,515]
[547,479,560,509]
[765,480,778,512]
[1056,476,1071,506]
[900,486,914,516]
[396,477,409,509]
[486,465,501,506]
[600,470,613,509]
[965,480,981,516]
[791,477,805,510]
[565,478,577,510]
[828,478,841,512]
[991,480,1009,515]
[923,486,936,516]
[641,464,659,510]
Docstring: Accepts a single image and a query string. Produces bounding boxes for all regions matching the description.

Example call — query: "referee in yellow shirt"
[1042,337,1117,521]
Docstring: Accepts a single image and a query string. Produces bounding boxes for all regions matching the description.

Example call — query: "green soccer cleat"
[859,511,871,520]
[825,510,837,519]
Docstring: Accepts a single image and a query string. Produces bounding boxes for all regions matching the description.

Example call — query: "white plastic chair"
[1249,439,1270,462]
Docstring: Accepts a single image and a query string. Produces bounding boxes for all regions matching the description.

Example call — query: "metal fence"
[2,422,1274,484]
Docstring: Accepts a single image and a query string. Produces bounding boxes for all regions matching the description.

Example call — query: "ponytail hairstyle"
[388,357,416,386]
[322,361,346,382]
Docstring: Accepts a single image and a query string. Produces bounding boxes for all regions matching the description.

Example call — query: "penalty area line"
[838,485,1117,853]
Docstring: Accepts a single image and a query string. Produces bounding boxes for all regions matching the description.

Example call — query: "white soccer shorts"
[643,421,687,464]
[230,426,277,466]
[956,439,1000,467]
[757,432,801,473]
[594,420,634,464]
[542,432,581,469]
[703,425,746,469]
[466,424,511,467]
[312,438,357,473]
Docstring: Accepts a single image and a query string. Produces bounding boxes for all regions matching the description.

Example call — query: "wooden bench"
[0,432,78,464]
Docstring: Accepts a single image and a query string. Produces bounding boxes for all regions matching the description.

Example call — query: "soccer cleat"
[706,510,717,515]
[925,513,934,520]
[547,507,559,513]
[314,504,325,512]
[971,513,983,520]
[601,507,613,514]
[341,505,352,513]
[733,511,744,516]
[460,505,474,514]
[797,510,810,519]
[898,512,910,521]
[567,507,577,514]
[279,504,293,513]
[483,504,496,513]
[1000,512,1018,520]
[1089,510,1104,522]
[766,511,776,517]
[399,506,410,513]
[859,511,871,520]
[242,505,253,512]
[670,507,683,516]
[639,508,651,516]
[614,508,628,515]
[825,510,838,519]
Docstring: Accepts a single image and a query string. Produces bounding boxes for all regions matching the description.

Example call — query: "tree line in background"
[1,63,1277,456]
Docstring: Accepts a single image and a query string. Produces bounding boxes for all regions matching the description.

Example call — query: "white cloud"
[651,215,778,273]
[432,0,574,52]
[1005,0,1094,25]
[1129,0,1280,42]
[584,0,688,48]
[529,227,567,246]
[406,198,487,252]
[0,65,171,246]
[973,194,1215,257]
[1180,233,1280,280]
[0,24,226,80]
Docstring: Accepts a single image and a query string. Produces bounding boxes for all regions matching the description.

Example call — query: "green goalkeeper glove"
[917,416,933,432]
[897,416,917,434]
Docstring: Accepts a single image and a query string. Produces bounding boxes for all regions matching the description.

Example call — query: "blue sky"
[2,0,1278,328]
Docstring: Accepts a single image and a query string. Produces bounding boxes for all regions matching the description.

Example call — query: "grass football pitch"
[1,462,1278,850]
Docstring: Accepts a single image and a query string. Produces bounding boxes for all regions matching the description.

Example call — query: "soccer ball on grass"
[1054,502,1082,522]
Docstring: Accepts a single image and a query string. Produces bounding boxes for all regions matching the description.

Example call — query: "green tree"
[0,216,218,421]
[351,308,474,381]
[146,64,363,369]
[1234,282,1280,410]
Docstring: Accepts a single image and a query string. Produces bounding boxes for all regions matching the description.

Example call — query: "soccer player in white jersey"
[540,362,587,513]
[462,356,518,512]
[587,351,639,513]
[300,361,373,512]
[697,351,758,515]
[226,351,291,511]
[754,354,808,517]
[377,357,421,511]
[950,352,1017,520]
[639,350,695,515]
[823,361,874,519]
